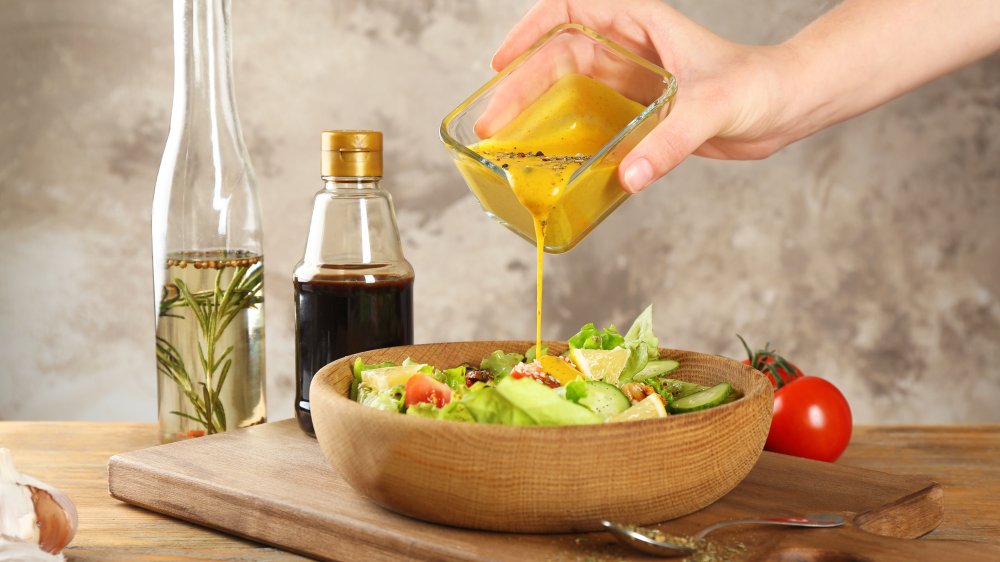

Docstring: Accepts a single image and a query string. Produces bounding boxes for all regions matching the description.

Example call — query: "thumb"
[619,96,718,193]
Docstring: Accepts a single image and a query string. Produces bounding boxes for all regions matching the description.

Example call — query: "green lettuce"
[461,386,539,425]
[493,377,601,425]
[352,358,398,380]
[480,351,524,381]
[406,400,477,423]
[441,366,467,391]
[357,384,405,412]
[351,358,398,399]
[624,304,659,361]
[564,379,589,404]
[619,305,661,384]
[568,323,625,350]
[401,357,435,376]
[405,402,439,419]
[525,344,548,362]
[417,377,601,426]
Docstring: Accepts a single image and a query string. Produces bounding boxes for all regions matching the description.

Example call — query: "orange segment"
[539,355,583,386]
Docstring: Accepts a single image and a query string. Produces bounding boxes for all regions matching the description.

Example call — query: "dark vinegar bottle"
[293,131,414,435]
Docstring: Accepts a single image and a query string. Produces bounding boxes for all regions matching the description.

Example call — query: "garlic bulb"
[0,449,77,560]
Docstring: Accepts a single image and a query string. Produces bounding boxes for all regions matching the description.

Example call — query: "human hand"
[494,0,1000,193]
[492,0,799,193]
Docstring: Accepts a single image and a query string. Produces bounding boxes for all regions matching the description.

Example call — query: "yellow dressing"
[471,74,646,358]
[535,219,545,350]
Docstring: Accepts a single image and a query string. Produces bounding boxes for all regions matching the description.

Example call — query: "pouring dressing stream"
[472,74,646,352]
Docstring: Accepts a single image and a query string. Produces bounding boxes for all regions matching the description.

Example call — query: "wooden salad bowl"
[310,341,773,533]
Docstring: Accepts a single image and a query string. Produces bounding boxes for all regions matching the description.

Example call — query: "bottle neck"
[169,0,244,148]
[152,0,260,267]
[322,176,383,190]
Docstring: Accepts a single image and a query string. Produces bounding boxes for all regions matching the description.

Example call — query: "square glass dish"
[440,24,678,253]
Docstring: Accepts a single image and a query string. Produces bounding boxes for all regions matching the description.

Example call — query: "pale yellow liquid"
[473,74,645,353]
[156,251,266,443]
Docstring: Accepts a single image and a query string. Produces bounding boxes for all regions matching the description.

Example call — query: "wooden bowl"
[310,341,773,533]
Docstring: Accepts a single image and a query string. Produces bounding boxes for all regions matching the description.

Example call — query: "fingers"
[494,0,676,72]
[475,55,560,138]
[478,31,605,138]
[619,96,720,193]
[492,0,569,71]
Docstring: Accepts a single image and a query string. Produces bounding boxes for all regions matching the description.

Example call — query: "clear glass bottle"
[152,0,266,443]
[294,131,414,435]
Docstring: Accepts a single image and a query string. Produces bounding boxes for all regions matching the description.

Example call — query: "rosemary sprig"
[157,336,210,427]
[156,259,263,435]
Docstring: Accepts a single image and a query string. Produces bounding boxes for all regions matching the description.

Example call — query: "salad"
[350,306,740,425]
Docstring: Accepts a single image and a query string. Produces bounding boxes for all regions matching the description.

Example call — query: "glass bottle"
[294,131,415,435]
[151,0,266,443]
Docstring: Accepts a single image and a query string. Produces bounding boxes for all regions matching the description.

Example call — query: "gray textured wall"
[1,1,998,424]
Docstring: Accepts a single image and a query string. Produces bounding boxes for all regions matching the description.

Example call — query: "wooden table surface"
[1,422,998,561]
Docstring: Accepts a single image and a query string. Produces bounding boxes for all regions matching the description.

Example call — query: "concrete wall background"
[1,1,998,423]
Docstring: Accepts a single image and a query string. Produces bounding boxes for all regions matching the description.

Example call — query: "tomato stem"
[736,334,802,390]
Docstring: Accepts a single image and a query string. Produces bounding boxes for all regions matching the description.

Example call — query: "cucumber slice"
[576,381,631,419]
[652,378,707,400]
[668,383,732,414]
[721,389,743,405]
[632,359,680,382]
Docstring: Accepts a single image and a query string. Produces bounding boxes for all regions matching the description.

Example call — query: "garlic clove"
[29,484,77,554]
[0,449,77,555]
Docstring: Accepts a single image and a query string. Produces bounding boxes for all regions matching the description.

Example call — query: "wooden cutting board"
[108,420,1000,561]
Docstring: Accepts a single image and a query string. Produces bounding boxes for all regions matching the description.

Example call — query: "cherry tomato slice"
[404,374,452,408]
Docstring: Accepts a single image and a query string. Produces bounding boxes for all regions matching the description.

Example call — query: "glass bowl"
[440,24,678,253]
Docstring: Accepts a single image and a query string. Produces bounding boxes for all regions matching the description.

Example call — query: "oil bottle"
[151,0,266,443]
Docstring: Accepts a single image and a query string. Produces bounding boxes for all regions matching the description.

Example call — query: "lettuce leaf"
[405,402,439,419]
[480,351,524,381]
[357,384,405,412]
[441,366,467,391]
[406,400,476,423]
[351,358,398,399]
[619,305,660,384]
[525,344,548,363]
[401,357,435,376]
[352,358,398,380]
[624,304,659,362]
[619,345,649,385]
[431,377,600,426]
[564,379,589,404]
[568,323,625,350]
[461,386,538,425]
[493,377,601,425]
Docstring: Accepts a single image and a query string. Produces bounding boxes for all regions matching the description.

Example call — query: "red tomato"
[766,376,853,462]
[404,374,452,408]
[738,336,852,462]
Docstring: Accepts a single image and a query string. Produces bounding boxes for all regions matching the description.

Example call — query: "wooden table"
[1,422,998,560]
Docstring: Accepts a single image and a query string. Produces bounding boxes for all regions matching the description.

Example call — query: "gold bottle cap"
[321,130,383,177]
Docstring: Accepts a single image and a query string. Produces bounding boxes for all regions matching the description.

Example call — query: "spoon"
[601,513,845,557]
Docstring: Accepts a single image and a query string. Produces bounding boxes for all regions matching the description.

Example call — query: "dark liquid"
[294,275,414,435]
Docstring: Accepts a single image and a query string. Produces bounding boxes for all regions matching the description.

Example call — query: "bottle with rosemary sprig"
[151,0,266,443]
